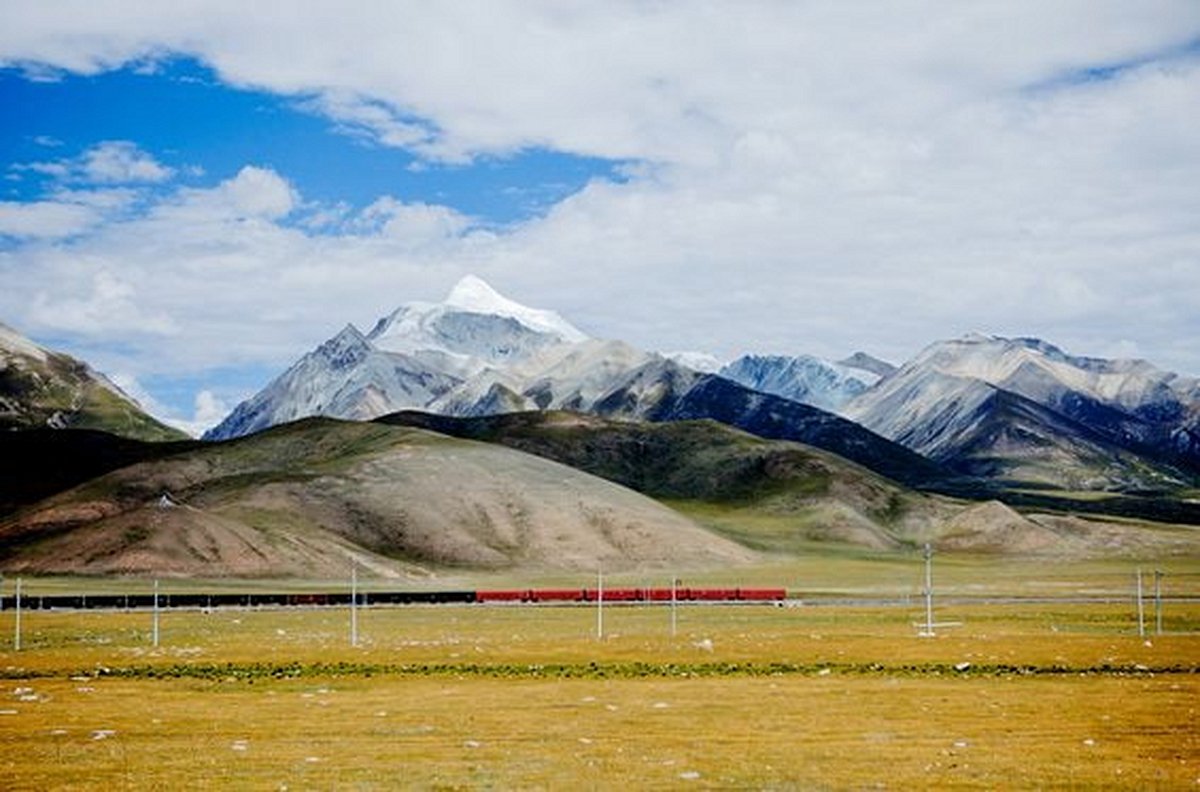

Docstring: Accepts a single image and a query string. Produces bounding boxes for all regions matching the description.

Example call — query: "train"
[0,587,787,611]
[476,587,786,603]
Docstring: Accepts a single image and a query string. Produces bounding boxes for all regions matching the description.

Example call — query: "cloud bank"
[0,2,1198,433]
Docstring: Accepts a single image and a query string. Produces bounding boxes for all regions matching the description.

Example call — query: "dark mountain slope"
[0,429,198,516]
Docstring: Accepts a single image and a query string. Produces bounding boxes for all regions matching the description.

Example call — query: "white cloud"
[1,168,469,374]
[17,140,174,186]
[0,0,1196,417]
[47,187,139,210]
[0,199,100,238]
[105,375,229,437]
[216,165,296,219]
[2,2,1196,164]
[166,389,231,438]
[140,166,297,231]
[80,141,173,183]
[29,271,179,336]
[355,197,471,244]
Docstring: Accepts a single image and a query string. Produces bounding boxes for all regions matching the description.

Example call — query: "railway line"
[2,588,1195,611]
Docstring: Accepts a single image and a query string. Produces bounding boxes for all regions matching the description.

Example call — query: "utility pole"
[14,577,22,652]
[670,575,677,639]
[1154,570,1164,636]
[1135,568,1145,638]
[350,564,359,648]
[920,543,935,637]
[152,578,160,648]
[596,567,604,640]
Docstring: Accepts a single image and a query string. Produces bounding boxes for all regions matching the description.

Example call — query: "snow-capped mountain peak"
[443,275,588,343]
[662,350,724,373]
[366,276,588,369]
[209,278,590,439]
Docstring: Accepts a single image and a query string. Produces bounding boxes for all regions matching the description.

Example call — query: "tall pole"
[921,543,934,637]
[1135,568,1145,638]
[1154,570,1163,636]
[670,575,677,639]
[596,567,604,640]
[152,578,160,648]
[350,564,359,648]
[14,577,22,652]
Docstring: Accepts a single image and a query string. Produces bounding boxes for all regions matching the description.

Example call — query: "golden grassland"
[1,600,1198,789]
[1,555,1198,789]
[2,672,1196,790]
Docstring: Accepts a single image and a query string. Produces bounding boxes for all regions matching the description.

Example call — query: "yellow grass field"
[1,558,1198,789]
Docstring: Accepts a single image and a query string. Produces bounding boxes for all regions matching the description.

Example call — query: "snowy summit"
[443,275,588,343]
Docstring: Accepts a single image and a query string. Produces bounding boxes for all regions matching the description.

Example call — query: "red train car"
[738,588,787,601]
[527,589,586,603]
[474,587,788,604]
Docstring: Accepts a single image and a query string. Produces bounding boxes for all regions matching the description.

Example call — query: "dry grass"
[2,673,1197,790]
[2,601,1199,672]
[0,599,1198,789]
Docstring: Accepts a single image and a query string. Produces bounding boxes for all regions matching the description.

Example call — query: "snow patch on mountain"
[914,334,1199,411]
[662,350,723,373]
[719,354,874,413]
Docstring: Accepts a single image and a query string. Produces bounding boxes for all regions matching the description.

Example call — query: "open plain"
[1,556,1198,789]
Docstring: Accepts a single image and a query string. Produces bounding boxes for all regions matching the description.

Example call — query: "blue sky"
[0,3,1198,435]
[1,57,625,230]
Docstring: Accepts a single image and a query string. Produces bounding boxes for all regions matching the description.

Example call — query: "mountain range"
[205,277,938,487]
[2,289,1199,576]
[844,334,1200,492]
[205,277,1198,497]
